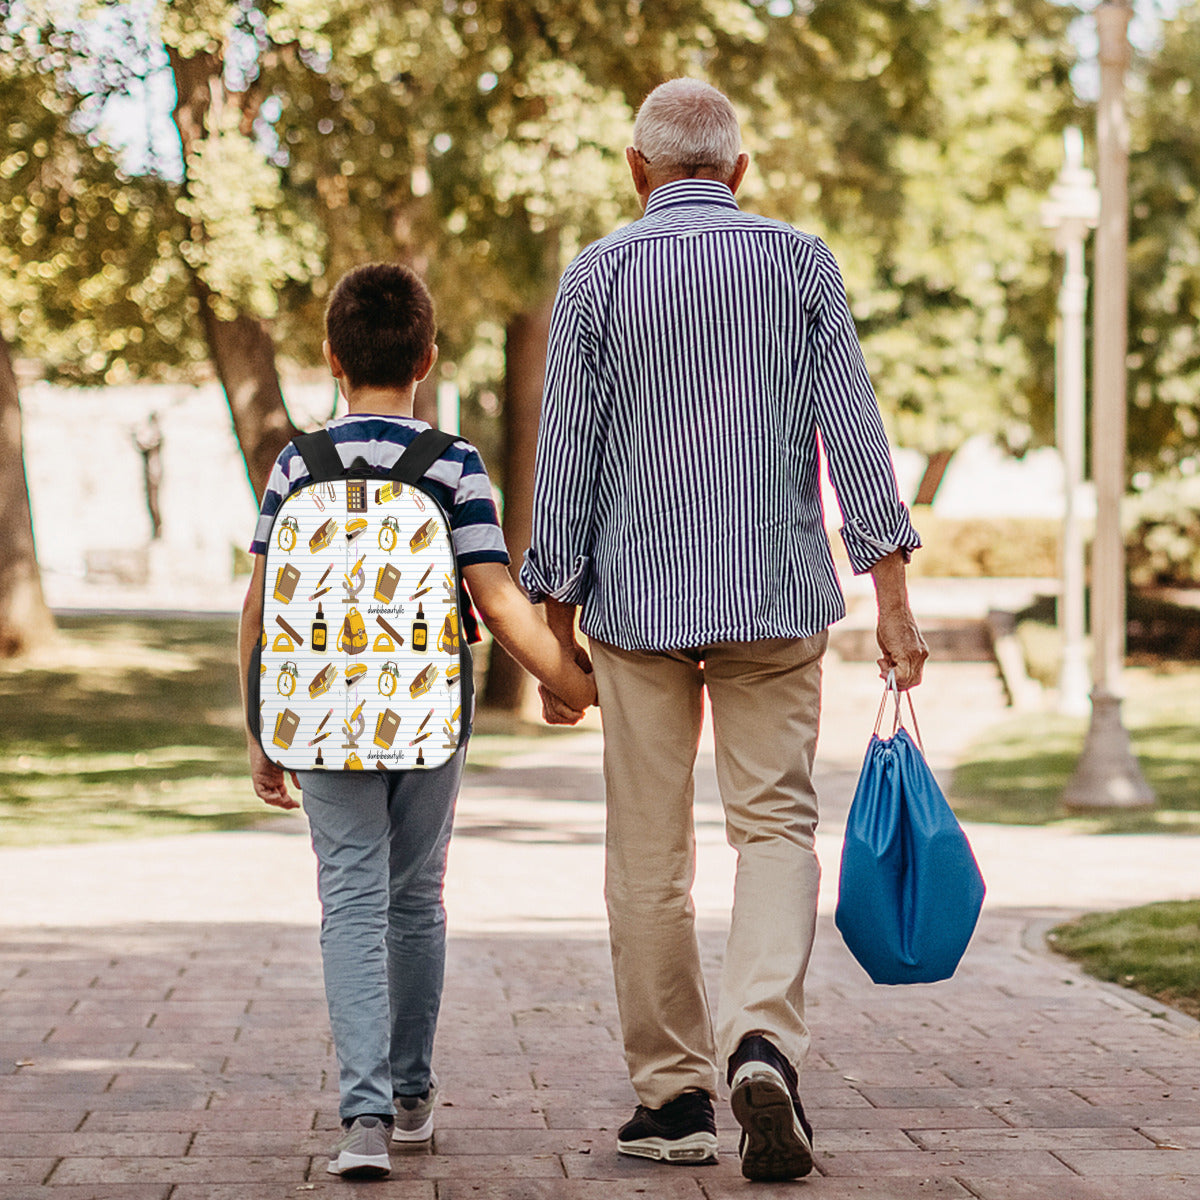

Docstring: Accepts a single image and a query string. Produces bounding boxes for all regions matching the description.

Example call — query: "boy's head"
[324,263,436,391]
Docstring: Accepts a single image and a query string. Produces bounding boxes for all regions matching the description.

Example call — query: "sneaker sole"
[392,1114,434,1143]
[327,1152,391,1179]
[617,1132,719,1164]
[730,1065,813,1182]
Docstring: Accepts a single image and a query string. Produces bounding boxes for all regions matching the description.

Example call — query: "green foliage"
[1049,900,1200,1021]
[176,109,323,319]
[851,0,1080,454]
[1125,470,1200,588]
[0,0,1118,465]
[0,9,202,382]
[1128,0,1200,471]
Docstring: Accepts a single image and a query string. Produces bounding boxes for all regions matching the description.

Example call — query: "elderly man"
[521,78,927,1182]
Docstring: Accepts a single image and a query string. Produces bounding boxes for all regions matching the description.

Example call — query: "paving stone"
[375,1154,566,1180]
[821,1147,1083,1177]
[702,1181,973,1199]
[909,1126,1155,1151]
[0,1132,191,1157]
[79,1107,319,1132]
[170,1187,434,1200]
[434,1129,602,1156]
[49,1155,310,1184]
[818,1107,1009,1131]
[433,1105,548,1129]
[0,1160,55,1185]
[437,1181,704,1199]
[1138,1126,1200,1149]
[1054,1148,1200,1176]
[967,1181,1200,1200]
[0,1187,170,1200]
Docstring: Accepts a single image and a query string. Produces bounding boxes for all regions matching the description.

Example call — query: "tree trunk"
[913,447,955,507]
[196,291,299,498]
[0,334,56,657]
[167,44,298,500]
[482,297,555,711]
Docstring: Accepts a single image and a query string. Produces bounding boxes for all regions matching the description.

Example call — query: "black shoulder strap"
[292,427,464,486]
[389,428,464,485]
[292,430,345,481]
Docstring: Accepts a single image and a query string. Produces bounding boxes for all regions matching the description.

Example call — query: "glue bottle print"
[312,604,327,653]
[412,604,428,653]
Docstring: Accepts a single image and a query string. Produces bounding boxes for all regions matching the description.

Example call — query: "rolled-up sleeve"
[519,282,599,604]
[808,240,921,574]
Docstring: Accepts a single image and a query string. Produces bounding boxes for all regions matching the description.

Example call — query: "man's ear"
[728,152,750,196]
[626,146,651,207]
[415,343,439,384]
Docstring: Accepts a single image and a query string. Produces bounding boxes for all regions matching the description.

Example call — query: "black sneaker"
[616,1089,718,1164]
[727,1034,814,1181]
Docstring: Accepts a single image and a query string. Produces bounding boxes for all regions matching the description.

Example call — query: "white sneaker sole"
[730,1062,813,1181]
[617,1132,719,1163]
[327,1150,391,1178]
[392,1112,434,1143]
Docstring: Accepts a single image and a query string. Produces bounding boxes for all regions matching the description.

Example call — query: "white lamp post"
[1042,127,1098,718]
[1063,0,1154,811]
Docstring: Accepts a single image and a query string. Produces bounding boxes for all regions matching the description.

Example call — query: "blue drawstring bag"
[835,676,985,985]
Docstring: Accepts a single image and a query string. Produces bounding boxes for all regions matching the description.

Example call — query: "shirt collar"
[643,178,741,217]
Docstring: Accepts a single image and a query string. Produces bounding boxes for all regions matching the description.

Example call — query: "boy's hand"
[539,683,588,726]
[249,742,301,810]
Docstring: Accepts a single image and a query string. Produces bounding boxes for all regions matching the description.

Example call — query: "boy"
[237,263,596,1180]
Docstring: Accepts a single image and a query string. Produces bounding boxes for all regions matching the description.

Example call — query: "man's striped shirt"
[250,414,508,569]
[520,178,920,652]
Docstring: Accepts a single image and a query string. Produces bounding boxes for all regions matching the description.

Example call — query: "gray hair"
[633,79,741,175]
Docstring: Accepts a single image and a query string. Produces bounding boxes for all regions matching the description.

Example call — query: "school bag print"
[247,428,472,772]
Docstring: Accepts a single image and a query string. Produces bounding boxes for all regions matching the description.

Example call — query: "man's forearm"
[869,550,914,610]
[544,597,579,647]
[869,550,928,689]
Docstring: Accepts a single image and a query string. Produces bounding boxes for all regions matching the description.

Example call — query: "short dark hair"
[324,263,436,390]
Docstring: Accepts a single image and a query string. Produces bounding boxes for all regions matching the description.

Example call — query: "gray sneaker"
[327,1115,392,1178]
[393,1078,438,1143]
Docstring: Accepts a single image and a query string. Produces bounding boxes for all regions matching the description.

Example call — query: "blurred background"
[2,0,1199,842]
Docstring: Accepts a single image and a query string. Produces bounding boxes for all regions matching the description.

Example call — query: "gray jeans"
[300,747,463,1120]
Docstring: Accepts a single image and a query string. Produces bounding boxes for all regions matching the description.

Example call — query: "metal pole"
[1063,0,1154,810]
[1055,132,1092,718]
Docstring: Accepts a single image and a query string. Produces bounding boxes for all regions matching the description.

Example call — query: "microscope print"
[258,472,464,772]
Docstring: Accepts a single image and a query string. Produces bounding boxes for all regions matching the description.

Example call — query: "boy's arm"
[238,555,300,810]
[462,562,597,713]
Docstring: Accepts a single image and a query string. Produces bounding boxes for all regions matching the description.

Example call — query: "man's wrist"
[545,598,578,645]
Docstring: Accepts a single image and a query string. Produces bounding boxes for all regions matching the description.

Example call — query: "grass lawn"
[949,664,1200,832]
[0,615,269,845]
[0,615,581,846]
[1049,900,1200,1021]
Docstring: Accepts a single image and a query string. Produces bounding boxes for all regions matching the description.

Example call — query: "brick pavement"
[2,659,1199,1198]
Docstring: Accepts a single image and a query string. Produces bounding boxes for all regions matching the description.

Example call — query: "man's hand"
[540,597,596,723]
[876,604,929,691]
[869,549,929,690]
[249,742,300,810]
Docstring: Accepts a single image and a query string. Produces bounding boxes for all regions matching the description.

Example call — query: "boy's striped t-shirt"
[249,414,509,570]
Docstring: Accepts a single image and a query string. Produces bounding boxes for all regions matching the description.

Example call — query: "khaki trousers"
[591,631,827,1108]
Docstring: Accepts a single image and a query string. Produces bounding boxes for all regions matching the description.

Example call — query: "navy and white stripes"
[251,415,509,568]
[520,178,920,652]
